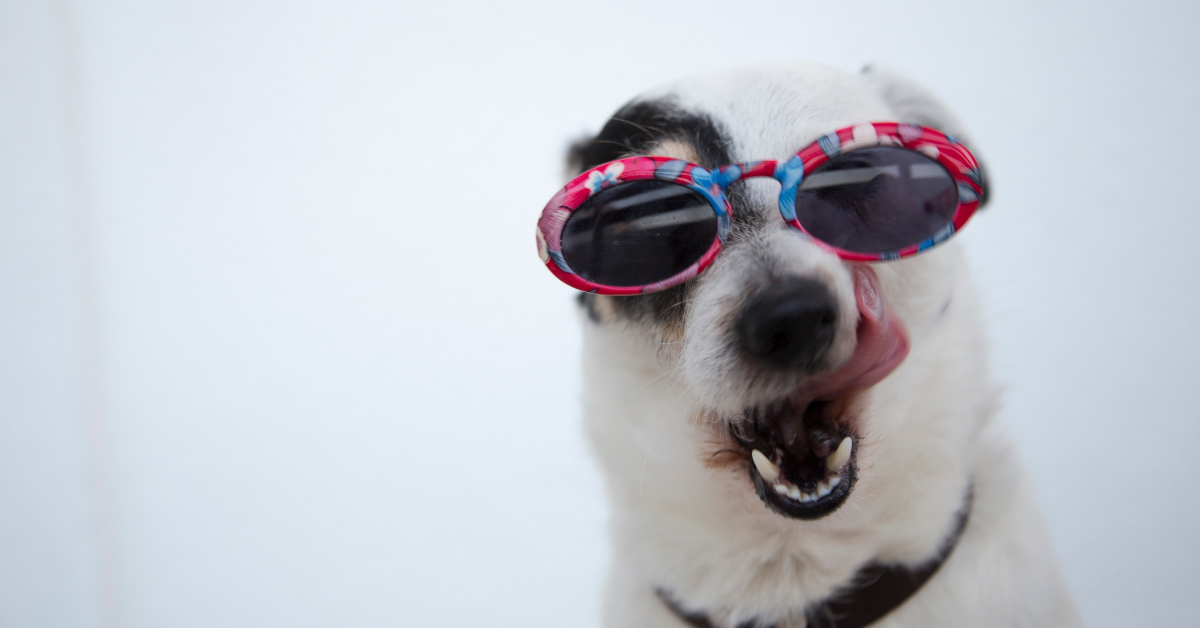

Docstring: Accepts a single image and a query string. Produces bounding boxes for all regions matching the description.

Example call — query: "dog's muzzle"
[731,266,910,519]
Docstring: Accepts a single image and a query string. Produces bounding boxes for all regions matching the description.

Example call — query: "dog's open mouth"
[730,266,910,520]
[732,394,860,519]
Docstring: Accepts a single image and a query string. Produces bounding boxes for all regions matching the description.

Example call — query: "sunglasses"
[536,122,985,296]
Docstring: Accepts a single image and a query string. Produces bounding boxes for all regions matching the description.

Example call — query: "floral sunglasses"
[536,122,985,295]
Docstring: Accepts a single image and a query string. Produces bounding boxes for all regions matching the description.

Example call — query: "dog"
[548,63,1080,627]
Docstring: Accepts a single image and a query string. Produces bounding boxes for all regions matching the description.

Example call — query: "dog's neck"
[656,486,973,628]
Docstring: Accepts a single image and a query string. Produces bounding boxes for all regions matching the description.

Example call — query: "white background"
[2,1,1198,626]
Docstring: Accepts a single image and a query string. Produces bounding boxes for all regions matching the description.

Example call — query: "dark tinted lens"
[560,180,718,287]
[794,147,957,253]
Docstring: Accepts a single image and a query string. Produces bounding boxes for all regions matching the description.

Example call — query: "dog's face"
[569,64,989,524]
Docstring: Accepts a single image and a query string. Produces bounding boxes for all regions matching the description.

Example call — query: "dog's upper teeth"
[751,449,781,482]
[826,437,853,471]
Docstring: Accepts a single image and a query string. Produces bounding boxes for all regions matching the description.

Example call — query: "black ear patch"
[565,134,595,181]
[569,99,733,172]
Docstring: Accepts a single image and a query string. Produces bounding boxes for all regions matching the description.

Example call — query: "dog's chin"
[730,392,860,520]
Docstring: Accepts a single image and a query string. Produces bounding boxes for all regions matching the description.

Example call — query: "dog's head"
[565,63,991,523]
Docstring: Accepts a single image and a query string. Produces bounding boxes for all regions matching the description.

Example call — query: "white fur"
[575,63,1079,627]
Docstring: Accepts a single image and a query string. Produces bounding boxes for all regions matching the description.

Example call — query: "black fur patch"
[577,292,602,324]
[567,98,758,327]
[570,99,732,173]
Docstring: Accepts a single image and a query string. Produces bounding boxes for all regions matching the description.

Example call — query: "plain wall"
[1,0,1197,626]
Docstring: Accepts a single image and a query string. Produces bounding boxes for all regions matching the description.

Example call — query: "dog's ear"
[861,65,990,206]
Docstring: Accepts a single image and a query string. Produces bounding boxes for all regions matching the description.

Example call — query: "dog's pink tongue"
[805,265,910,400]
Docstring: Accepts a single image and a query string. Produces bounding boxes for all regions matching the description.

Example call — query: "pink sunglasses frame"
[536,122,984,296]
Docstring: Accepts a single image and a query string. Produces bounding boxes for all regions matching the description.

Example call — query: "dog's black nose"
[738,277,838,370]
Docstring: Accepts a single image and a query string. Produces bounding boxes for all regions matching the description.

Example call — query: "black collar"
[657,486,973,628]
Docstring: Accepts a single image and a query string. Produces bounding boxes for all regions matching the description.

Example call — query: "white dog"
[553,63,1079,628]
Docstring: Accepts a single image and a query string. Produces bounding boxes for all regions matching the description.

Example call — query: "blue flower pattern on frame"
[774,155,806,221]
[957,182,979,204]
[713,165,741,187]
[817,132,840,157]
[690,166,739,221]
[690,166,713,190]
[585,162,624,195]
[654,160,688,182]
[549,250,573,274]
[717,211,731,241]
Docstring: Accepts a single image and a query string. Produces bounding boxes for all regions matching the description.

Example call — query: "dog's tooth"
[827,437,853,471]
[751,449,781,482]
[787,485,802,500]
[773,482,789,495]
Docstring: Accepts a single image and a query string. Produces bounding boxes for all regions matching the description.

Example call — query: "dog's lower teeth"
[826,436,853,471]
[750,423,851,507]
[751,449,781,482]
[768,474,844,503]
